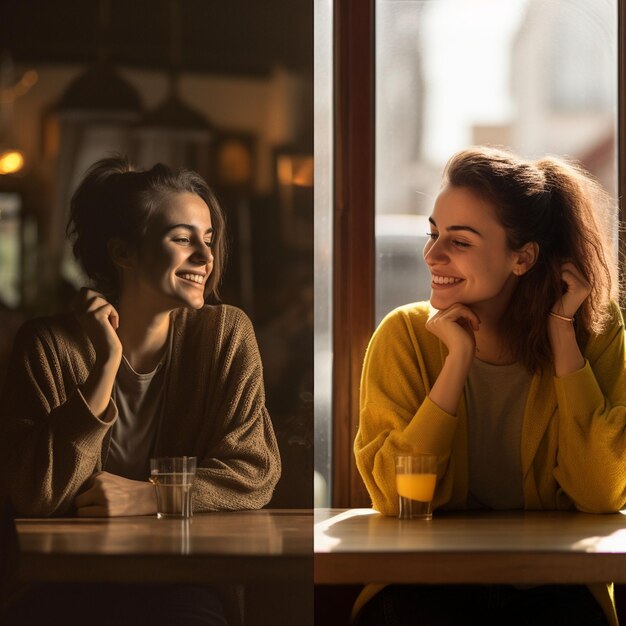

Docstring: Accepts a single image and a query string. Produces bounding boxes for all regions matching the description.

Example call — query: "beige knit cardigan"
[0,304,281,516]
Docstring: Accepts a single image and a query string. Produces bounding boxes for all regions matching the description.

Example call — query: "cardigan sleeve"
[354,306,459,516]
[552,302,626,513]
[0,320,115,516]
[192,309,281,511]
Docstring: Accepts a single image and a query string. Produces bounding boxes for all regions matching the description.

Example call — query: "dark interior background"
[0,0,313,507]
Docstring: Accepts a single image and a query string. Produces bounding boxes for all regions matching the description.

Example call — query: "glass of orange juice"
[395,454,437,520]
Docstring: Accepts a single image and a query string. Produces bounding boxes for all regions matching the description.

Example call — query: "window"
[317,0,622,507]
[375,0,617,324]
[0,193,22,307]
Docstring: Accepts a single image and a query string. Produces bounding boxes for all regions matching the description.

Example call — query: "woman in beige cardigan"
[0,157,281,625]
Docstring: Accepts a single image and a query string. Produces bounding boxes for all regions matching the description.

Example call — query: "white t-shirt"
[105,354,166,481]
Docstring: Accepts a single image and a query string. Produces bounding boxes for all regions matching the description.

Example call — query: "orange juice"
[396,473,437,502]
[396,454,437,519]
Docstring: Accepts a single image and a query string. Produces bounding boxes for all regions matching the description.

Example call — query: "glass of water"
[149,456,197,519]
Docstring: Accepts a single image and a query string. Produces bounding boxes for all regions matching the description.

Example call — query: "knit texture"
[355,300,626,516]
[0,304,281,516]
[354,300,626,626]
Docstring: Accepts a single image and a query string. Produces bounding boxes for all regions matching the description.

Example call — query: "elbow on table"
[373,500,399,517]
[365,486,399,517]
[571,488,626,515]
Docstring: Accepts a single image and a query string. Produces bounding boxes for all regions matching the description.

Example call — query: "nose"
[423,237,448,266]
[191,241,214,265]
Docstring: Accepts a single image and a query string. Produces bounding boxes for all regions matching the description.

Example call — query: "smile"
[431,275,463,285]
[177,273,205,285]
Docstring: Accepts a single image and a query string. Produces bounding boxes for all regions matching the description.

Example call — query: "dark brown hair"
[443,146,617,373]
[66,156,227,303]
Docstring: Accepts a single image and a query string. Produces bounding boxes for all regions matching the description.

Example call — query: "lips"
[431,274,463,285]
[176,272,205,285]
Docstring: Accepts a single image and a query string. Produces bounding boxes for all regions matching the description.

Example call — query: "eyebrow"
[164,223,214,235]
[428,216,482,237]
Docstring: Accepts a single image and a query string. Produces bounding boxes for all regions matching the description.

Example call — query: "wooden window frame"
[331,0,626,507]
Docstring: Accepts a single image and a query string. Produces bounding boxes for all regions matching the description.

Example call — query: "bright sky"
[421,0,529,162]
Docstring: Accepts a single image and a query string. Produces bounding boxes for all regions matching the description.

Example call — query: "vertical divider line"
[332,0,376,507]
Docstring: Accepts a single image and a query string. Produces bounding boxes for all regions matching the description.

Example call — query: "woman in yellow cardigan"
[355,147,626,625]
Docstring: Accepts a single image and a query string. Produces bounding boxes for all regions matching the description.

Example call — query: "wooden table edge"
[314,551,626,584]
[19,553,313,584]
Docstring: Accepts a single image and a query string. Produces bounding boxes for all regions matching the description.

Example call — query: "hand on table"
[75,471,157,517]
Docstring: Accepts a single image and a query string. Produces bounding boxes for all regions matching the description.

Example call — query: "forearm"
[429,348,474,415]
[2,392,112,516]
[355,399,458,515]
[80,358,119,420]
[553,361,626,512]
[548,318,585,377]
[193,445,282,512]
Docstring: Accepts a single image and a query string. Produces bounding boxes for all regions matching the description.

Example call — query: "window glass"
[0,192,21,307]
[314,0,333,506]
[375,0,617,324]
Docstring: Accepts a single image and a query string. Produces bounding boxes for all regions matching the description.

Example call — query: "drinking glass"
[395,454,437,520]
[149,456,196,519]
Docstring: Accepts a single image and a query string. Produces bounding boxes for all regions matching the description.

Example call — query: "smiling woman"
[354,146,626,626]
[123,192,216,313]
[0,156,282,623]
[0,156,280,517]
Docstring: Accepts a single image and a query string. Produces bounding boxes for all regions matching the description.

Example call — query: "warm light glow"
[277,155,314,187]
[292,157,314,187]
[314,509,378,552]
[1,70,39,104]
[0,150,25,175]
[277,156,294,186]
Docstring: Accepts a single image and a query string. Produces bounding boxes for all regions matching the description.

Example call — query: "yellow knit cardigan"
[355,301,626,625]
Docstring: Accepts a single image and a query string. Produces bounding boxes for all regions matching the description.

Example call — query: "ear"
[107,238,136,270]
[512,241,538,276]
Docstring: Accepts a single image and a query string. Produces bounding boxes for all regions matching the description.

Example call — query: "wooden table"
[16,509,311,585]
[315,508,626,585]
[14,509,312,626]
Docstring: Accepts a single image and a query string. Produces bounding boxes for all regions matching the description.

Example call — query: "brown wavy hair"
[442,146,618,373]
[66,156,227,304]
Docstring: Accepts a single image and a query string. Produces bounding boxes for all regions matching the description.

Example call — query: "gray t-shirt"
[465,357,532,510]
[105,354,166,481]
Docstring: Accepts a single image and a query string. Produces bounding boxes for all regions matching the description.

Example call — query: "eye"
[204,240,213,248]
[174,237,191,245]
[452,240,471,248]
[426,231,438,240]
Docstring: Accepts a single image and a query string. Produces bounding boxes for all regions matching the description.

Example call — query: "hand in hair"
[72,287,122,419]
[552,262,592,319]
[74,471,157,517]
[548,262,589,377]
[73,287,123,365]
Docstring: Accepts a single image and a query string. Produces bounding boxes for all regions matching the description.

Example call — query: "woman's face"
[124,192,214,311]
[423,185,521,316]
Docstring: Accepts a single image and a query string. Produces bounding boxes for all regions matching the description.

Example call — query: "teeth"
[432,275,462,285]
[179,273,204,284]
